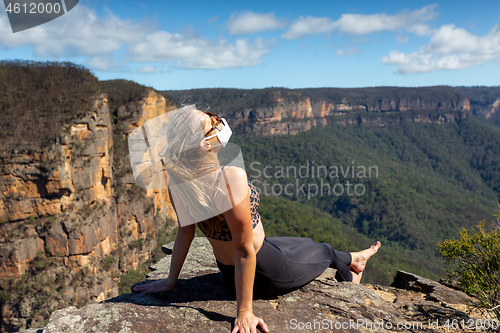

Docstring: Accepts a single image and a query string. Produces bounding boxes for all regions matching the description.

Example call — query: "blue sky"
[0,0,499,90]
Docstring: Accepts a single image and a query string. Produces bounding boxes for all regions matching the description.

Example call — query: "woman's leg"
[265,237,353,281]
[216,237,380,297]
[266,236,382,273]
[266,236,352,266]
[252,237,354,297]
[264,236,313,249]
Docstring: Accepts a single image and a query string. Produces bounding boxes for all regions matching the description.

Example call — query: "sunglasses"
[204,111,224,136]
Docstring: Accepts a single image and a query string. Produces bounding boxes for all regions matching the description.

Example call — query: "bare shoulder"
[220,166,249,198]
[222,166,247,181]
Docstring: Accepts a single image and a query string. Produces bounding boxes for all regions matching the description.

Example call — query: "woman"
[132,107,381,333]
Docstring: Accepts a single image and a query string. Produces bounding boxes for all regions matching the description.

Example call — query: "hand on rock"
[232,311,269,333]
[131,278,175,294]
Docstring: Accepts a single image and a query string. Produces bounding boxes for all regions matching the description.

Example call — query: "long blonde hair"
[162,107,223,236]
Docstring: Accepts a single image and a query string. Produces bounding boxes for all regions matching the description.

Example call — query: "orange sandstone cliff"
[0,72,177,331]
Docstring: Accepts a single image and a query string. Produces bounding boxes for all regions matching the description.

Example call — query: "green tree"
[437,209,500,320]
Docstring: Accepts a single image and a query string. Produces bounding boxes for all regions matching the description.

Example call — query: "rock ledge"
[28,238,483,333]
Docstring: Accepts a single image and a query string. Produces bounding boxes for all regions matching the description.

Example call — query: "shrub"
[0,291,10,303]
[33,251,51,271]
[437,209,500,320]
[57,282,65,295]
[128,238,144,250]
[102,255,117,270]
[75,300,85,309]
[118,267,148,295]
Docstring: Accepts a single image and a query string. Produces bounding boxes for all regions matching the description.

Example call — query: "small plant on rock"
[437,209,500,320]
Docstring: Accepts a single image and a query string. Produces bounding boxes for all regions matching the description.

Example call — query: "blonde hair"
[162,107,223,236]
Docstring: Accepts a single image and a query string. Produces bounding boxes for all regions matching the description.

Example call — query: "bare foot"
[350,268,363,284]
[350,241,381,274]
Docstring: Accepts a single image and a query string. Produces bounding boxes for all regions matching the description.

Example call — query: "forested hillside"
[231,116,500,285]
[0,60,99,151]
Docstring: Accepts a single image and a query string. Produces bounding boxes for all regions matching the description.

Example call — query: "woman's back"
[194,166,266,266]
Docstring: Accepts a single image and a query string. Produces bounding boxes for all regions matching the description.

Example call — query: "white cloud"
[84,56,127,72]
[407,23,434,36]
[137,66,157,74]
[335,47,361,57]
[0,5,274,71]
[334,6,437,36]
[129,32,274,69]
[282,16,335,40]
[382,21,500,74]
[282,5,438,39]
[227,11,287,34]
[0,6,153,59]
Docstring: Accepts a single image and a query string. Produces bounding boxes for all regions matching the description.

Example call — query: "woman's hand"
[232,311,269,333]
[131,277,175,294]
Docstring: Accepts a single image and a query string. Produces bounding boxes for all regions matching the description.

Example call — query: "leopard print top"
[197,177,261,242]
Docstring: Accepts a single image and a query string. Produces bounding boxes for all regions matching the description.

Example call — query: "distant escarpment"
[162,86,471,136]
[0,61,177,332]
[456,86,500,126]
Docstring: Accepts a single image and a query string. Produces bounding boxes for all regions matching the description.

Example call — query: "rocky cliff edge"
[25,237,488,333]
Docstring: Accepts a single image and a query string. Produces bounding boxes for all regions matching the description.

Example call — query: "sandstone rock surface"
[30,237,486,333]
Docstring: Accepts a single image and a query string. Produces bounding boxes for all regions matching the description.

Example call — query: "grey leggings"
[216,236,352,297]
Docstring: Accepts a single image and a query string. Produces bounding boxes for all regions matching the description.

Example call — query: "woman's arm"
[132,188,195,294]
[165,187,196,285]
[167,220,195,286]
[222,167,268,333]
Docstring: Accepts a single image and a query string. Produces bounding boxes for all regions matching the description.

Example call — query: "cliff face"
[0,87,177,332]
[487,98,500,119]
[233,91,470,136]
[164,88,471,136]
[1,94,112,224]
[473,97,500,121]
[114,89,177,217]
[363,97,469,112]
[455,86,500,127]
[31,238,484,333]
[0,94,115,276]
